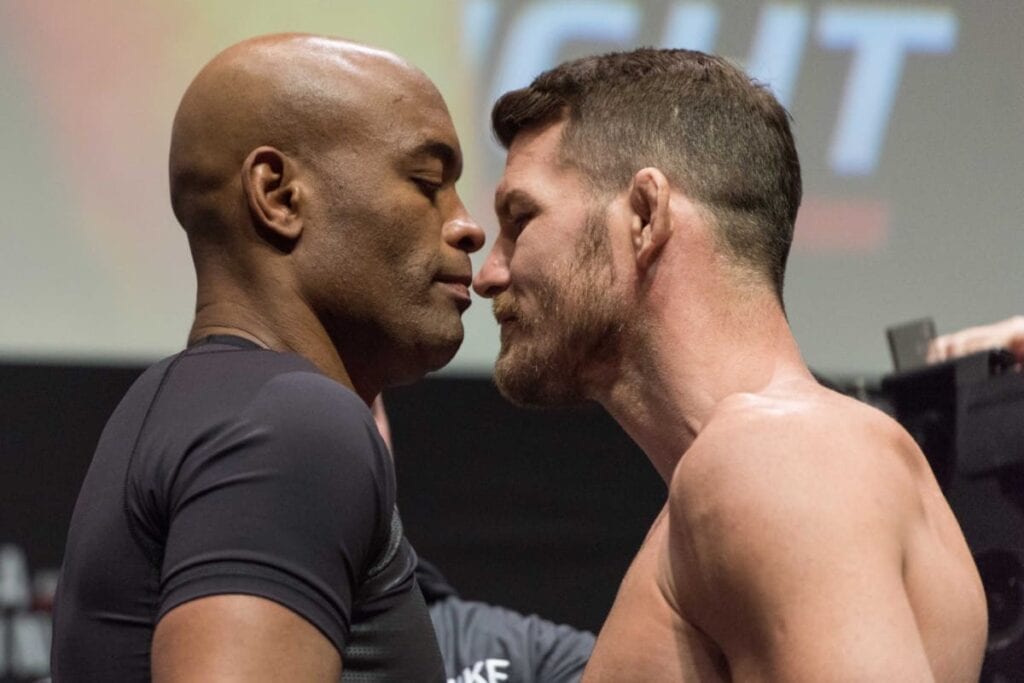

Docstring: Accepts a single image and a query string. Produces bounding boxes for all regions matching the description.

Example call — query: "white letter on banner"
[463,0,502,66]
[819,5,957,175]
[489,1,641,105]
[746,4,811,109]
[660,2,720,52]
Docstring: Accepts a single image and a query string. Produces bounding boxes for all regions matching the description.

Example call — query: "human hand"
[926,316,1024,364]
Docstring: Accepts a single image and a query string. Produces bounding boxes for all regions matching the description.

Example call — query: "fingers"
[927,316,1024,363]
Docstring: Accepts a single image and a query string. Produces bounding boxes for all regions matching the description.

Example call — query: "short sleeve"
[155,371,392,653]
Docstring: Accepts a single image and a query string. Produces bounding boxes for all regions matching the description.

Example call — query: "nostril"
[447,218,485,254]
[472,265,507,299]
[471,273,490,298]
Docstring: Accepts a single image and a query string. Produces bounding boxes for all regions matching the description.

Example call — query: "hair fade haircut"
[491,48,802,300]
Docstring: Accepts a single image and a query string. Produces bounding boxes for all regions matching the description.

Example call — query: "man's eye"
[413,178,441,201]
[508,212,534,237]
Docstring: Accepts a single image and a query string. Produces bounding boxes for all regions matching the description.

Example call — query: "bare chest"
[583,517,728,683]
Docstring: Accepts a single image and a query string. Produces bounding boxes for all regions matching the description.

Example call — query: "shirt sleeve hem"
[158,564,349,655]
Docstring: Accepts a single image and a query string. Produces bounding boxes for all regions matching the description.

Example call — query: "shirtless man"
[52,35,482,680]
[473,48,988,681]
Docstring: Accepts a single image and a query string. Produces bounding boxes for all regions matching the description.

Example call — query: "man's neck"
[188,279,371,403]
[593,291,811,484]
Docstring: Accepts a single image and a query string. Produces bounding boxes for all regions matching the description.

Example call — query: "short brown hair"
[491,48,801,299]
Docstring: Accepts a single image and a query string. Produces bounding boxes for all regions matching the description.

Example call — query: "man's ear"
[241,146,304,245]
[627,167,673,272]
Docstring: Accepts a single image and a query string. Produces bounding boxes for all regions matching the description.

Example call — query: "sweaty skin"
[474,120,988,682]
[153,34,483,682]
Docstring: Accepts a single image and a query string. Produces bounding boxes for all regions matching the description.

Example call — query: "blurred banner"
[1,1,1022,373]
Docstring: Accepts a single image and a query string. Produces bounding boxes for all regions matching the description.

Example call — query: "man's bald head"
[168,33,437,242]
[169,33,480,395]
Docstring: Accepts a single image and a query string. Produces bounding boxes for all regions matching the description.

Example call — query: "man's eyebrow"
[408,140,462,181]
[494,188,538,219]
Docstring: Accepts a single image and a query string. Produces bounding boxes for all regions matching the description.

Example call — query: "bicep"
[668,451,935,681]
[722,567,935,682]
[152,594,340,682]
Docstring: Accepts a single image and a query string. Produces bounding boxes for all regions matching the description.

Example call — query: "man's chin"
[384,325,463,386]
[422,327,463,371]
[493,348,584,408]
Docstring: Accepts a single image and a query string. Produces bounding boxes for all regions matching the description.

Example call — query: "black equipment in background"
[886,317,937,372]
[882,348,1024,681]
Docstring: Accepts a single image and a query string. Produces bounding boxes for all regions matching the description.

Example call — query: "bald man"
[51,34,481,681]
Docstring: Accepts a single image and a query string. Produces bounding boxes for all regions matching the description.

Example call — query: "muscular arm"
[152,595,340,682]
[666,412,935,682]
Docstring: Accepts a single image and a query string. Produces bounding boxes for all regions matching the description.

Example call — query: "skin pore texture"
[473,117,988,682]
[155,34,482,681]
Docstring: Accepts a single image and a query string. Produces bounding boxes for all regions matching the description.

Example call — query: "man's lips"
[436,275,472,310]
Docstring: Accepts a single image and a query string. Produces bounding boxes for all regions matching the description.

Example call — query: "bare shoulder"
[663,382,985,681]
[669,383,924,516]
[665,383,929,578]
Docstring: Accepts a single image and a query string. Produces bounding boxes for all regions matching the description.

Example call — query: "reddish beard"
[490,210,625,407]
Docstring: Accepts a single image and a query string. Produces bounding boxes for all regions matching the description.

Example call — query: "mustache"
[492,293,522,322]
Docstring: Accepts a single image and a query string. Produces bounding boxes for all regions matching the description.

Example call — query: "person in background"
[928,316,1024,365]
[371,397,596,683]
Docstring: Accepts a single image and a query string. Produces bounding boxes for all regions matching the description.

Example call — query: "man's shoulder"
[140,347,387,492]
[167,345,375,441]
[669,385,918,522]
[244,370,383,464]
[662,385,924,624]
[253,365,367,419]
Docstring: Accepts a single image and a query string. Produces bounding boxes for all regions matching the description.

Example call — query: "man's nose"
[472,239,511,299]
[443,200,485,254]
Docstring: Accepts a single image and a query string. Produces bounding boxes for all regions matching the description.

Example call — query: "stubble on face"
[312,170,466,384]
[300,71,472,386]
[492,208,629,407]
